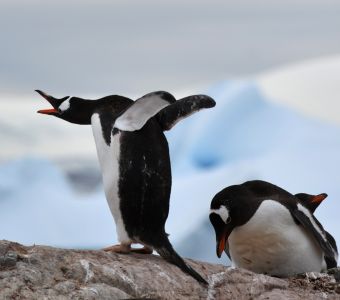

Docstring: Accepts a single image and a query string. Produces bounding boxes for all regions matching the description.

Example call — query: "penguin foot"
[131,246,153,254]
[102,244,131,254]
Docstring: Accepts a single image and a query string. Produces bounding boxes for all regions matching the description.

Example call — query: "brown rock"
[0,240,339,299]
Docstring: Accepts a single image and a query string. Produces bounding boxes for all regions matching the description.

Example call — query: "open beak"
[36,90,64,115]
[311,193,328,203]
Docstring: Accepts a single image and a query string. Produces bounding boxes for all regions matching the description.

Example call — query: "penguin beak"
[37,108,58,115]
[210,213,231,258]
[36,90,64,115]
[311,193,328,203]
[216,230,229,258]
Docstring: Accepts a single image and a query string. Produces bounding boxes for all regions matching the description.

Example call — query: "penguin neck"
[94,95,133,115]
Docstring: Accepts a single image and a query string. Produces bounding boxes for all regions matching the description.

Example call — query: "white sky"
[1,0,340,97]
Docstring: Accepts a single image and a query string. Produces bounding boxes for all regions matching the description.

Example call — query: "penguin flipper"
[292,208,337,268]
[114,91,176,131]
[156,95,216,131]
[324,231,338,268]
[326,231,338,259]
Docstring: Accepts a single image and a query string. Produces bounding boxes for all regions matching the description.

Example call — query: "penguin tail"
[155,238,208,285]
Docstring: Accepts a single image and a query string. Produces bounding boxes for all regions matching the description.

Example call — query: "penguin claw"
[130,246,153,255]
[102,244,131,254]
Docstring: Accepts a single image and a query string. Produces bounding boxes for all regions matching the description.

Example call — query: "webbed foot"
[102,244,131,254]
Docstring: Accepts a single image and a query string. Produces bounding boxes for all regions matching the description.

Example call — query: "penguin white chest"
[228,200,325,277]
[91,114,130,243]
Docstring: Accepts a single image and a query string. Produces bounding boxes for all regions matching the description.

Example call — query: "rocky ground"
[0,240,339,299]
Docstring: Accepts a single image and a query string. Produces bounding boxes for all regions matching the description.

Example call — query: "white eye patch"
[59,97,71,112]
[210,205,230,224]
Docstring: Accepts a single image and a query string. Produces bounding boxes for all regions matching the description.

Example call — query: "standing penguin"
[37,89,215,284]
[209,180,338,277]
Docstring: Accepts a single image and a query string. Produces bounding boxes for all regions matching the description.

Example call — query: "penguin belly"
[91,113,131,244]
[228,200,325,277]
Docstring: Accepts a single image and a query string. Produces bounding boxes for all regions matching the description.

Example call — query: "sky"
[1,0,340,97]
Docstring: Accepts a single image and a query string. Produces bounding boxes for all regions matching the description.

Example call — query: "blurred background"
[1,0,340,265]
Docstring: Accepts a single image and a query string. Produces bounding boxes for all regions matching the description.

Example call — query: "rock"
[0,240,339,299]
[328,268,340,282]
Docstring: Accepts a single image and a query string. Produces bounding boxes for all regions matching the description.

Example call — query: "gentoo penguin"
[37,89,215,284]
[209,180,338,277]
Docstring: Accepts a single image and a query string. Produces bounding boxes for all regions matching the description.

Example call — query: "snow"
[0,78,340,266]
[257,55,340,125]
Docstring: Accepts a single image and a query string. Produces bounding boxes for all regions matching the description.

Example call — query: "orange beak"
[37,108,58,115]
[36,89,64,115]
[311,193,328,203]
[216,231,228,258]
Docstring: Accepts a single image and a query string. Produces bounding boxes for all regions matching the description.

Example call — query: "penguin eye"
[226,216,231,224]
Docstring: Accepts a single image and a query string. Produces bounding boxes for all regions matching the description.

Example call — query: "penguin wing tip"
[199,95,216,108]
[203,98,216,109]
[208,98,216,107]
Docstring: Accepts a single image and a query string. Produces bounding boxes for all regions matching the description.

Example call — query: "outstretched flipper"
[157,95,216,131]
[292,204,337,268]
[114,91,176,131]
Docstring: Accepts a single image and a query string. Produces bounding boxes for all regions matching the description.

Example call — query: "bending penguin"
[37,89,215,284]
[209,180,338,277]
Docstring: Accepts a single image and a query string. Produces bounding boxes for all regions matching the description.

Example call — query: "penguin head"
[36,90,94,124]
[295,192,328,213]
[210,184,258,258]
[210,189,239,258]
[209,206,231,258]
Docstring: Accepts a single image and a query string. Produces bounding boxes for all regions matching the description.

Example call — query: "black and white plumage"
[37,89,215,284]
[209,180,338,277]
